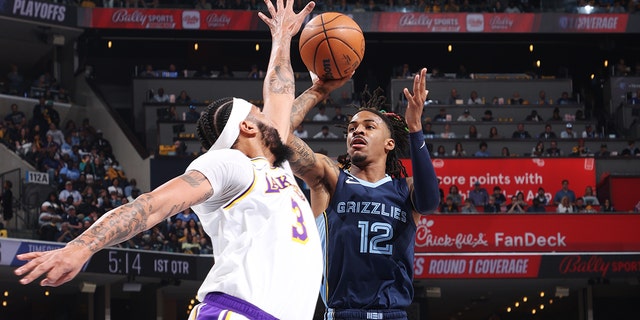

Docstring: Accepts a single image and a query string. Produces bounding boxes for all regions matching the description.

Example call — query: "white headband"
[210,98,253,151]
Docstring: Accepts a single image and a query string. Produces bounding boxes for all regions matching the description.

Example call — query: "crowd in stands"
[434,179,631,214]
[66,0,640,14]
[3,65,70,103]
[0,96,212,255]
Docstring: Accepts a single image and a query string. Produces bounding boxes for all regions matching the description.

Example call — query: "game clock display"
[86,249,199,280]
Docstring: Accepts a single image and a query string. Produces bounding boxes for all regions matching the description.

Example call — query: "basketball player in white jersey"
[15,1,322,319]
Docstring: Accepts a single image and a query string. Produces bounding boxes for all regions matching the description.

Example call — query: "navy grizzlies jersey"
[319,170,416,310]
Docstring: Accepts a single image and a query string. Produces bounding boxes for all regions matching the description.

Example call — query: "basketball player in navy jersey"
[284,68,440,319]
[15,1,323,319]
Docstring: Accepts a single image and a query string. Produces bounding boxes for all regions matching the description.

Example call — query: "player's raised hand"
[403,68,428,133]
[258,0,315,38]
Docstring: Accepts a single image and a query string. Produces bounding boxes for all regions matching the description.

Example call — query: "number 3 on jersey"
[358,221,393,255]
[292,198,309,243]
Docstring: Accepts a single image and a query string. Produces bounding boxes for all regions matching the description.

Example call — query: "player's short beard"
[258,122,292,167]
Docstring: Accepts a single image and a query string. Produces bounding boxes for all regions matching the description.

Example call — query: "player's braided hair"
[339,86,409,178]
[196,97,235,150]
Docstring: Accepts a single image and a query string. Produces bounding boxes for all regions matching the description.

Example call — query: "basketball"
[299,12,365,80]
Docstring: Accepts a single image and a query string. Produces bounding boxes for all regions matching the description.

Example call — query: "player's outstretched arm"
[403,68,440,214]
[14,170,213,287]
[259,0,315,142]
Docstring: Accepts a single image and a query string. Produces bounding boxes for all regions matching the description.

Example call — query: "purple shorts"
[190,292,278,320]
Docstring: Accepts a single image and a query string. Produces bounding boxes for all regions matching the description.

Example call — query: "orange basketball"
[299,12,365,80]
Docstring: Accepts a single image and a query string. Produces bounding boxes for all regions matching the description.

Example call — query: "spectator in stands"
[139,64,157,77]
[247,64,262,79]
[106,160,126,181]
[457,108,476,121]
[182,105,199,122]
[107,178,124,197]
[434,145,447,157]
[451,142,467,157]
[526,198,546,213]
[531,140,545,157]
[535,187,548,205]
[31,96,49,132]
[509,92,524,105]
[62,205,83,236]
[467,90,483,104]
[500,147,511,157]
[395,63,412,78]
[433,107,448,122]
[481,110,494,122]
[614,58,630,76]
[46,122,65,147]
[492,186,507,205]
[553,179,576,205]
[14,126,32,156]
[549,107,563,122]
[124,178,138,198]
[6,64,24,95]
[504,0,521,12]
[423,121,436,139]
[489,126,502,139]
[468,181,489,206]
[364,0,382,12]
[439,195,459,213]
[59,180,83,208]
[447,88,461,104]
[628,88,640,105]
[465,124,481,139]
[556,196,575,213]
[194,65,212,78]
[293,124,309,138]
[460,198,478,213]
[216,64,234,78]
[455,64,470,79]
[60,160,81,183]
[176,90,191,104]
[440,123,456,138]
[195,0,212,9]
[38,202,62,241]
[474,141,490,157]
[601,198,616,212]
[545,140,563,157]
[525,110,543,122]
[556,91,574,105]
[538,124,557,140]
[459,0,473,12]
[560,123,577,138]
[313,125,339,139]
[539,89,550,103]
[620,140,640,157]
[448,185,463,207]
[312,105,330,121]
[483,195,501,213]
[152,88,170,103]
[430,67,445,78]
[4,103,27,128]
[174,208,199,225]
[511,123,532,139]
[595,143,611,157]
[332,106,348,122]
[570,138,590,156]
[506,195,525,213]
[582,186,600,206]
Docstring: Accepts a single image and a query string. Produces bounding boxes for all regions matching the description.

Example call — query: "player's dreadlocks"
[338,86,409,179]
[196,97,235,150]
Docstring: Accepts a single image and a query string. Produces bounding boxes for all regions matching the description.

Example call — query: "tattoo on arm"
[268,61,295,95]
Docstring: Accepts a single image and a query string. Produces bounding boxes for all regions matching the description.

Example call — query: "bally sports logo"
[466,14,483,32]
[182,11,200,29]
[416,217,568,250]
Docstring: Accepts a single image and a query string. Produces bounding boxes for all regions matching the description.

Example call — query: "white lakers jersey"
[186,149,322,320]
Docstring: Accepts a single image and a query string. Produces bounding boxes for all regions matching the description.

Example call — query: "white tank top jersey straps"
[186,149,323,320]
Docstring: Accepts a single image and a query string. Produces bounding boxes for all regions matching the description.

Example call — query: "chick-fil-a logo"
[415,217,488,250]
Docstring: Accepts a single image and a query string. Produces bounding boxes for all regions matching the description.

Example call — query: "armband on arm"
[409,132,439,213]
